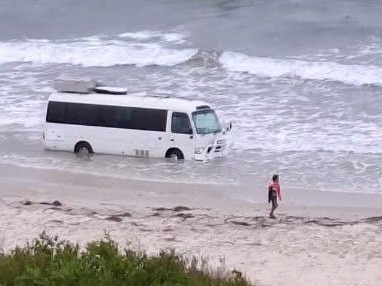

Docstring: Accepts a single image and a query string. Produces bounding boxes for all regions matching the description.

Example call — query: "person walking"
[268,174,282,219]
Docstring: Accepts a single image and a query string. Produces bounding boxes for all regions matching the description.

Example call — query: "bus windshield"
[192,109,222,134]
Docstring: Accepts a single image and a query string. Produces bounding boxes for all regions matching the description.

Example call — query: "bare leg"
[270,199,278,218]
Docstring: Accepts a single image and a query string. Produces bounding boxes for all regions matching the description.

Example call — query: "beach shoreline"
[1,163,382,286]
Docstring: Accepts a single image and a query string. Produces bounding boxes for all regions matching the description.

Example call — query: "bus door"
[168,112,194,156]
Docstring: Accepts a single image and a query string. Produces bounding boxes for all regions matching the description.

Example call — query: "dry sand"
[1,163,382,286]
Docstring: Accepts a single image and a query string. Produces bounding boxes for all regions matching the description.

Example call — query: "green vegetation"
[0,233,250,286]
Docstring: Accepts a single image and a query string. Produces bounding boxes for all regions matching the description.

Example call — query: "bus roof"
[48,92,212,113]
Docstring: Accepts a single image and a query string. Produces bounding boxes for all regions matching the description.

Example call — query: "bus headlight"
[195,147,205,154]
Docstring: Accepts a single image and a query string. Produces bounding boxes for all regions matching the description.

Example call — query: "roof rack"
[95,86,127,95]
[54,76,96,94]
[54,76,127,95]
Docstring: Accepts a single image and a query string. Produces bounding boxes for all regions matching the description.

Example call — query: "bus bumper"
[193,139,230,161]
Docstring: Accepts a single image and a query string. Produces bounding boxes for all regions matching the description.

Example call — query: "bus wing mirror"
[225,121,232,132]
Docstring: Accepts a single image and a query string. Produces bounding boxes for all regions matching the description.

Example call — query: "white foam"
[220,51,382,86]
[118,31,162,40]
[230,117,382,154]
[118,31,187,44]
[161,33,187,44]
[0,36,197,67]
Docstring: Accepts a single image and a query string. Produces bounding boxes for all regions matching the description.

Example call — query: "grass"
[0,232,250,286]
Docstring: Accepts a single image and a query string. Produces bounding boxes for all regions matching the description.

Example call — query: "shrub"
[0,232,250,286]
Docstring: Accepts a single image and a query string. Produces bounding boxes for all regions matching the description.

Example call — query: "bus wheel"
[166,148,184,161]
[75,142,93,157]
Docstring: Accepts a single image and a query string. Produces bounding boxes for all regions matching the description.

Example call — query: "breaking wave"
[0,32,197,67]
[219,51,382,87]
[2,30,382,88]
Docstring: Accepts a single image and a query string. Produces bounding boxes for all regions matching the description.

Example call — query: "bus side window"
[171,112,192,134]
[46,101,66,123]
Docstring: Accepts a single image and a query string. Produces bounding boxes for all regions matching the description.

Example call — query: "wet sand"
[1,163,382,286]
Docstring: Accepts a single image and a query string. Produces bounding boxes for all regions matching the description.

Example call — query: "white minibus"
[43,78,230,161]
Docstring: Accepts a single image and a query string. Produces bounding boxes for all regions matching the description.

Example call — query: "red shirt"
[269,182,282,200]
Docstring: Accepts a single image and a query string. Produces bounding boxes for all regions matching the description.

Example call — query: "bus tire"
[74,141,94,157]
[165,148,184,161]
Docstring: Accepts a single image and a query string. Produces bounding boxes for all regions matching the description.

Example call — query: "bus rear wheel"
[75,142,94,157]
[166,148,184,161]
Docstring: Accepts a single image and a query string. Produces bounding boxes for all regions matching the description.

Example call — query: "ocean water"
[1,0,382,198]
